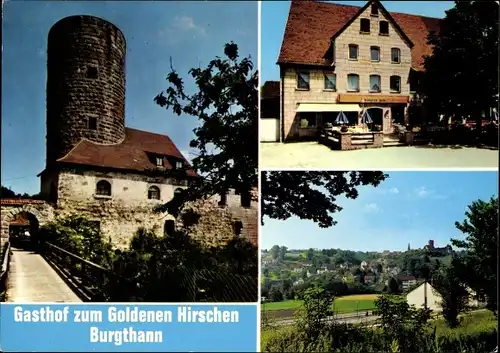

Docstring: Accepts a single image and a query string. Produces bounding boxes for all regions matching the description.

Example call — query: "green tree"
[261,171,387,227]
[154,42,257,216]
[387,277,400,294]
[270,245,280,260]
[278,246,288,261]
[298,287,334,339]
[452,196,498,313]
[269,286,284,302]
[375,295,432,352]
[431,258,471,328]
[421,1,499,131]
[1,186,16,198]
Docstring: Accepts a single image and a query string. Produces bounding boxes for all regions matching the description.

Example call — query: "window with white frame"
[348,44,359,60]
[390,75,401,92]
[324,73,336,90]
[370,46,380,62]
[297,71,310,89]
[369,75,381,92]
[391,48,401,63]
[347,74,360,92]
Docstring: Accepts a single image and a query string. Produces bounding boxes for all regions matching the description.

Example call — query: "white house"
[406,282,443,311]
[406,282,483,312]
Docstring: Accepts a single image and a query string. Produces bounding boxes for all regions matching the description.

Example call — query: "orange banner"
[338,94,409,104]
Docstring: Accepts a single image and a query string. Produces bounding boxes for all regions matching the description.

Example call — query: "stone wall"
[281,5,412,140]
[52,169,257,249]
[46,15,126,164]
[0,201,55,243]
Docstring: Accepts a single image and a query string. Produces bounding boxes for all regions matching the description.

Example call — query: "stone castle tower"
[45,15,126,166]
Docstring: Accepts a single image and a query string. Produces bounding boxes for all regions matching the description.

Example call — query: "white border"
[256,1,262,351]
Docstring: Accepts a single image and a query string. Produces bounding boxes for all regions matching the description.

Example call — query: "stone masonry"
[46,15,126,164]
[1,15,259,251]
[36,169,258,249]
[281,3,411,140]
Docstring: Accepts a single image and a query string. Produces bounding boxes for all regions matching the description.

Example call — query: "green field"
[262,294,381,314]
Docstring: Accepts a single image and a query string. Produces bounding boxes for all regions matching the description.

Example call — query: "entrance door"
[366,108,383,130]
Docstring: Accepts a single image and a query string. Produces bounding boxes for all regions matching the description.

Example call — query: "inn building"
[276,0,441,141]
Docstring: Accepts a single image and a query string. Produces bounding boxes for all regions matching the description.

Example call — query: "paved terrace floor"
[260,142,499,169]
[6,247,82,303]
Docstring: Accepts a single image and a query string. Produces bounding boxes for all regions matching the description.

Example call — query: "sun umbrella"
[335,111,349,124]
[361,110,373,124]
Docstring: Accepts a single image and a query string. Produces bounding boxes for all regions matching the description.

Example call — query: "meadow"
[261,294,380,318]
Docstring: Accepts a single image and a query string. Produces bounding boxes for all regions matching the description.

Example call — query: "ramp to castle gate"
[6,247,82,303]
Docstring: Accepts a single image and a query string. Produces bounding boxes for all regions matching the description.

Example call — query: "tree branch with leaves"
[261,171,388,227]
[154,42,258,216]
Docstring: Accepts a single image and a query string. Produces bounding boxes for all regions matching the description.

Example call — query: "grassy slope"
[261,309,497,351]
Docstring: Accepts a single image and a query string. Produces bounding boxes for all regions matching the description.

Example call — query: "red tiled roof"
[277,0,442,71]
[56,127,198,177]
[0,199,46,205]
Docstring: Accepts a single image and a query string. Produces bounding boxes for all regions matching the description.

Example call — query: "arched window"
[164,220,175,235]
[233,220,243,237]
[96,180,111,196]
[148,186,160,200]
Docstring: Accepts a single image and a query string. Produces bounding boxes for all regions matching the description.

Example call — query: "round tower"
[46,15,126,166]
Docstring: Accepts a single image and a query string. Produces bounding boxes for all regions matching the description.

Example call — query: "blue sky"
[1,1,257,195]
[261,1,455,83]
[262,171,499,252]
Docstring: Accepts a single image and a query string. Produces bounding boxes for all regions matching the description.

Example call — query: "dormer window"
[175,161,183,169]
[156,157,164,167]
[360,18,370,33]
[371,3,379,16]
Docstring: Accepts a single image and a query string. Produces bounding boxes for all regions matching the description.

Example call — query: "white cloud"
[364,203,380,213]
[158,16,206,45]
[180,150,195,164]
[377,187,400,195]
[413,186,446,199]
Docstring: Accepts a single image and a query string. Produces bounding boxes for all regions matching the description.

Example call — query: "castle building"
[276,0,441,141]
[32,15,257,248]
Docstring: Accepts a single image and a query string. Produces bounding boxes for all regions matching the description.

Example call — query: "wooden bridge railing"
[41,242,112,301]
[0,241,11,299]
